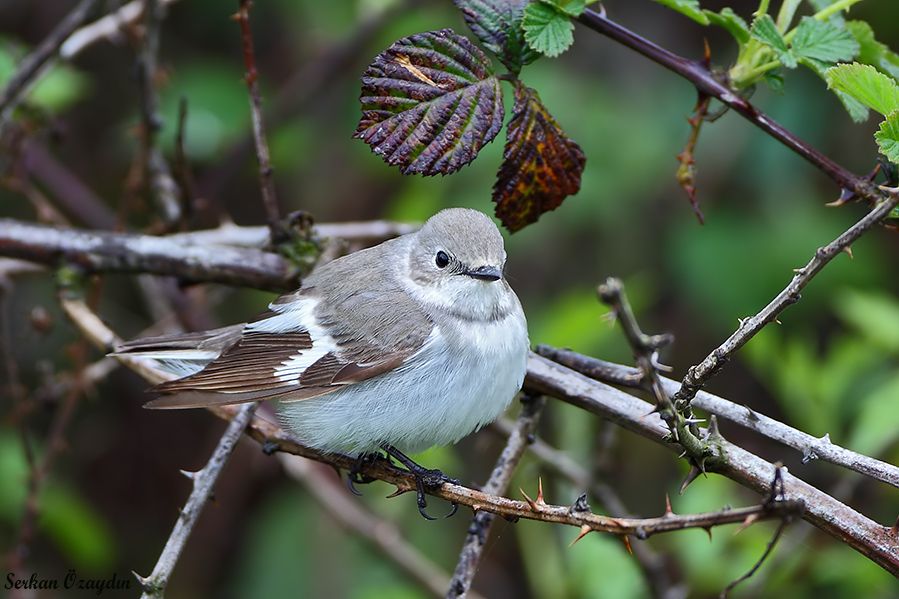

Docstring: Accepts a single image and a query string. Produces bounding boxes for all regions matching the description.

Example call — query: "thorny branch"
[447,395,546,599]
[234,0,284,245]
[136,402,258,598]
[536,346,899,490]
[673,191,899,406]
[61,299,804,555]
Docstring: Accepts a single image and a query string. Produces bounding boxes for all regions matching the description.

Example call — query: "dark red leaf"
[354,29,503,176]
[493,82,585,231]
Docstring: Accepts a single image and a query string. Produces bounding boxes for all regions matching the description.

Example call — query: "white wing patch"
[245,297,339,384]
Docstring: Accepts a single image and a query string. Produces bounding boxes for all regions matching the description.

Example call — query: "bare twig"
[447,395,546,598]
[136,0,181,226]
[137,402,257,598]
[60,0,181,59]
[0,0,100,130]
[720,520,789,598]
[536,346,899,490]
[673,191,899,406]
[234,0,284,244]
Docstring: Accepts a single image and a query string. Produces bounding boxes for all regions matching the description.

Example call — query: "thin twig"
[720,520,789,598]
[447,395,546,598]
[60,0,181,59]
[137,402,257,598]
[576,8,879,202]
[234,0,284,245]
[0,0,100,130]
[673,191,899,406]
[136,0,182,226]
[536,346,899,490]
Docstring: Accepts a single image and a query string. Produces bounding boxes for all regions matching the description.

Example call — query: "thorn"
[792,267,805,274]
[179,469,197,480]
[826,187,855,207]
[520,488,539,511]
[664,493,674,516]
[708,414,721,438]
[878,184,899,195]
[521,478,547,511]
[737,316,749,327]
[536,477,545,505]
[620,534,633,555]
[704,526,713,541]
[677,450,687,459]
[774,318,782,325]
[744,404,760,422]
[679,465,702,495]
[570,524,592,546]
[819,433,831,444]
[683,417,706,425]
[132,571,150,589]
[842,246,854,259]
[735,513,760,535]
[384,487,407,499]
[601,310,617,325]
[702,38,711,66]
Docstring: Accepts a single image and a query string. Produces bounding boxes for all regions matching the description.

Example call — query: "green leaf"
[453,0,540,72]
[0,41,88,111]
[704,8,750,44]
[835,289,899,353]
[652,0,710,25]
[791,17,858,64]
[875,111,899,164]
[355,29,504,175]
[847,20,899,80]
[825,62,899,116]
[835,90,870,122]
[541,0,587,18]
[522,2,574,57]
[847,372,899,456]
[751,14,796,67]
[493,81,585,231]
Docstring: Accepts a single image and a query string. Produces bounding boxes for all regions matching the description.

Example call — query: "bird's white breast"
[276,308,529,456]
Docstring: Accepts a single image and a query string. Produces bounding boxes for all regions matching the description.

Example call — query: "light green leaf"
[791,16,859,63]
[523,2,574,57]
[875,111,899,165]
[704,8,750,44]
[652,0,710,25]
[835,90,870,122]
[541,0,587,18]
[751,14,797,67]
[0,42,88,111]
[825,62,899,115]
[847,20,899,80]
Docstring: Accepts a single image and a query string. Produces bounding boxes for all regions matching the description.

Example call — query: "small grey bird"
[116,208,529,517]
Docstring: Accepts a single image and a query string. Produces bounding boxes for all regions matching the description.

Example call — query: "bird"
[114,208,530,518]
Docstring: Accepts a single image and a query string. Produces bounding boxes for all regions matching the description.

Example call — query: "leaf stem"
[812,0,863,22]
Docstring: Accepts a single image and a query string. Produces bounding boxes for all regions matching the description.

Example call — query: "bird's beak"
[465,265,503,282]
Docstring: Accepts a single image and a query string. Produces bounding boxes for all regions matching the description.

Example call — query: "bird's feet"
[346,452,383,496]
[380,444,459,520]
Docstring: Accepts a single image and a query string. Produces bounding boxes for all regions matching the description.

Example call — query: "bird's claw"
[379,444,460,520]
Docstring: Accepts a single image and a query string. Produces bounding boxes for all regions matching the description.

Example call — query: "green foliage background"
[0,0,897,597]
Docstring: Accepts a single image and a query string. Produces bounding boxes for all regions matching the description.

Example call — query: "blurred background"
[1,0,898,597]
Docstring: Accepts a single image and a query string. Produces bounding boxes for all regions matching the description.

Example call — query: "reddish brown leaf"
[492,81,585,232]
[354,29,503,176]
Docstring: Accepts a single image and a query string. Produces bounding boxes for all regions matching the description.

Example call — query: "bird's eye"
[435,251,450,268]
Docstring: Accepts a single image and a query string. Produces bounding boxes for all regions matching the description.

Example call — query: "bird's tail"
[111,324,244,379]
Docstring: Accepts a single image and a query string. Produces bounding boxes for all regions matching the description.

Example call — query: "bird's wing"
[143,289,432,409]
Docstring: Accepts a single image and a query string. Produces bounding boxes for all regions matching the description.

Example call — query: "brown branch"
[447,395,546,599]
[576,8,879,201]
[673,191,899,406]
[525,354,899,574]
[0,0,100,130]
[62,300,802,548]
[537,346,899,490]
[234,0,284,244]
[489,419,685,599]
